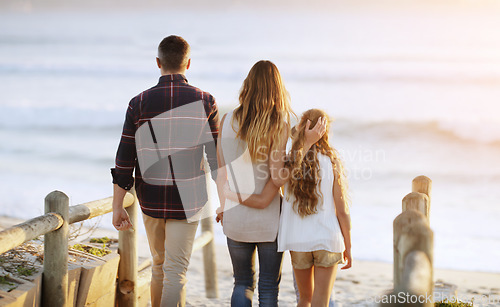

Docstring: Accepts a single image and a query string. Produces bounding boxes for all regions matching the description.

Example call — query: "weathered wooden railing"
[194,210,218,299]
[386,175,433,306]
[0,186,218,306]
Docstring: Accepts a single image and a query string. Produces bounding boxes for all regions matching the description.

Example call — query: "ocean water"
[1,5,500,273]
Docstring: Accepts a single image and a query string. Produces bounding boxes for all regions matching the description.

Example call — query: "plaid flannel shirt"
[111,74,219,219]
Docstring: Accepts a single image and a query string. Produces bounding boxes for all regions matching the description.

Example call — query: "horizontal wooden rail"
[69,193,135,224]
[0,192,135,255]
[0,212,63,255]
[192,230,214,252]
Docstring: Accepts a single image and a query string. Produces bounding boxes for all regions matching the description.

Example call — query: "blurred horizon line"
[3,0,500,13]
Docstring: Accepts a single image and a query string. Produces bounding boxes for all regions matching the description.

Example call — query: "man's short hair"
[158,35,190,71]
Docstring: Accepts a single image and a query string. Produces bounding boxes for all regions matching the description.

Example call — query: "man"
[111,35,219,307]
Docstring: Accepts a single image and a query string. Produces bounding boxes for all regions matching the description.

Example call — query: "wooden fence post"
[43,190,69,307]
[401,250,432,296]
[201,214,218,298]
[402,192,430,221]
[412,176,432,200]
[117,187,139,307]
[393,210,433,290]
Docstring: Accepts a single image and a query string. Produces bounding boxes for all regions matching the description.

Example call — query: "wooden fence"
[0,187,218,306]
[387,175,433,306]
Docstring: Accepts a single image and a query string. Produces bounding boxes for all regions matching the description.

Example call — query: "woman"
[215,60,293,306]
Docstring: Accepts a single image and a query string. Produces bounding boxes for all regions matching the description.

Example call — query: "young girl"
[224,109,352,307]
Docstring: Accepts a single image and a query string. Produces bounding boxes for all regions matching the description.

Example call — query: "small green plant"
[0,275,16,292]
[90,237,111,244]
[0,275,14,287]
[435,299,473,307]
[16,266,37,276]
[72,244,111,257]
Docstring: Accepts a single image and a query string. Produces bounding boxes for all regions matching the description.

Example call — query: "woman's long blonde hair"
[287,109,350,217]
[232,60,294,161]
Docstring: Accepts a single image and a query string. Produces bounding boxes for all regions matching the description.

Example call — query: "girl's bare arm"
[333,162,352,269]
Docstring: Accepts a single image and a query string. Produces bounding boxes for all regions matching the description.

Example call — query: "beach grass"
[435,299,473,307]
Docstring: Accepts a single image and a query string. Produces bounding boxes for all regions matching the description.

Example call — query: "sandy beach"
[1,215,499,306]
[186,241,500,306]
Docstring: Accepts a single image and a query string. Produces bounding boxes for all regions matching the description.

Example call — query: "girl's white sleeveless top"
[277,149,345,253]
[221,111,281,243]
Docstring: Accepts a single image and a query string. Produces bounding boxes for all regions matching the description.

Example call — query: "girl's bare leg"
[293,267,314,307]
[311,264,338,307]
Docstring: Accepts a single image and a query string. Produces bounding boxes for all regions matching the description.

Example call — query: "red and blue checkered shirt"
[112,74,219,220]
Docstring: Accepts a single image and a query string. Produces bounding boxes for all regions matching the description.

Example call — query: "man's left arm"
[112,98,138,231]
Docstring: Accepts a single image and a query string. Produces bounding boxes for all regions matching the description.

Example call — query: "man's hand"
[304,116,327,149]
[113,208,132,231]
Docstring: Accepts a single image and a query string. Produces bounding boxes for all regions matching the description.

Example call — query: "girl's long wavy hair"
[287,109,350,217]
[232,60,294,161]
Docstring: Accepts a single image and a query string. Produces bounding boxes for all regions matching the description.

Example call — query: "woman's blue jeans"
[227,237,283,307]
